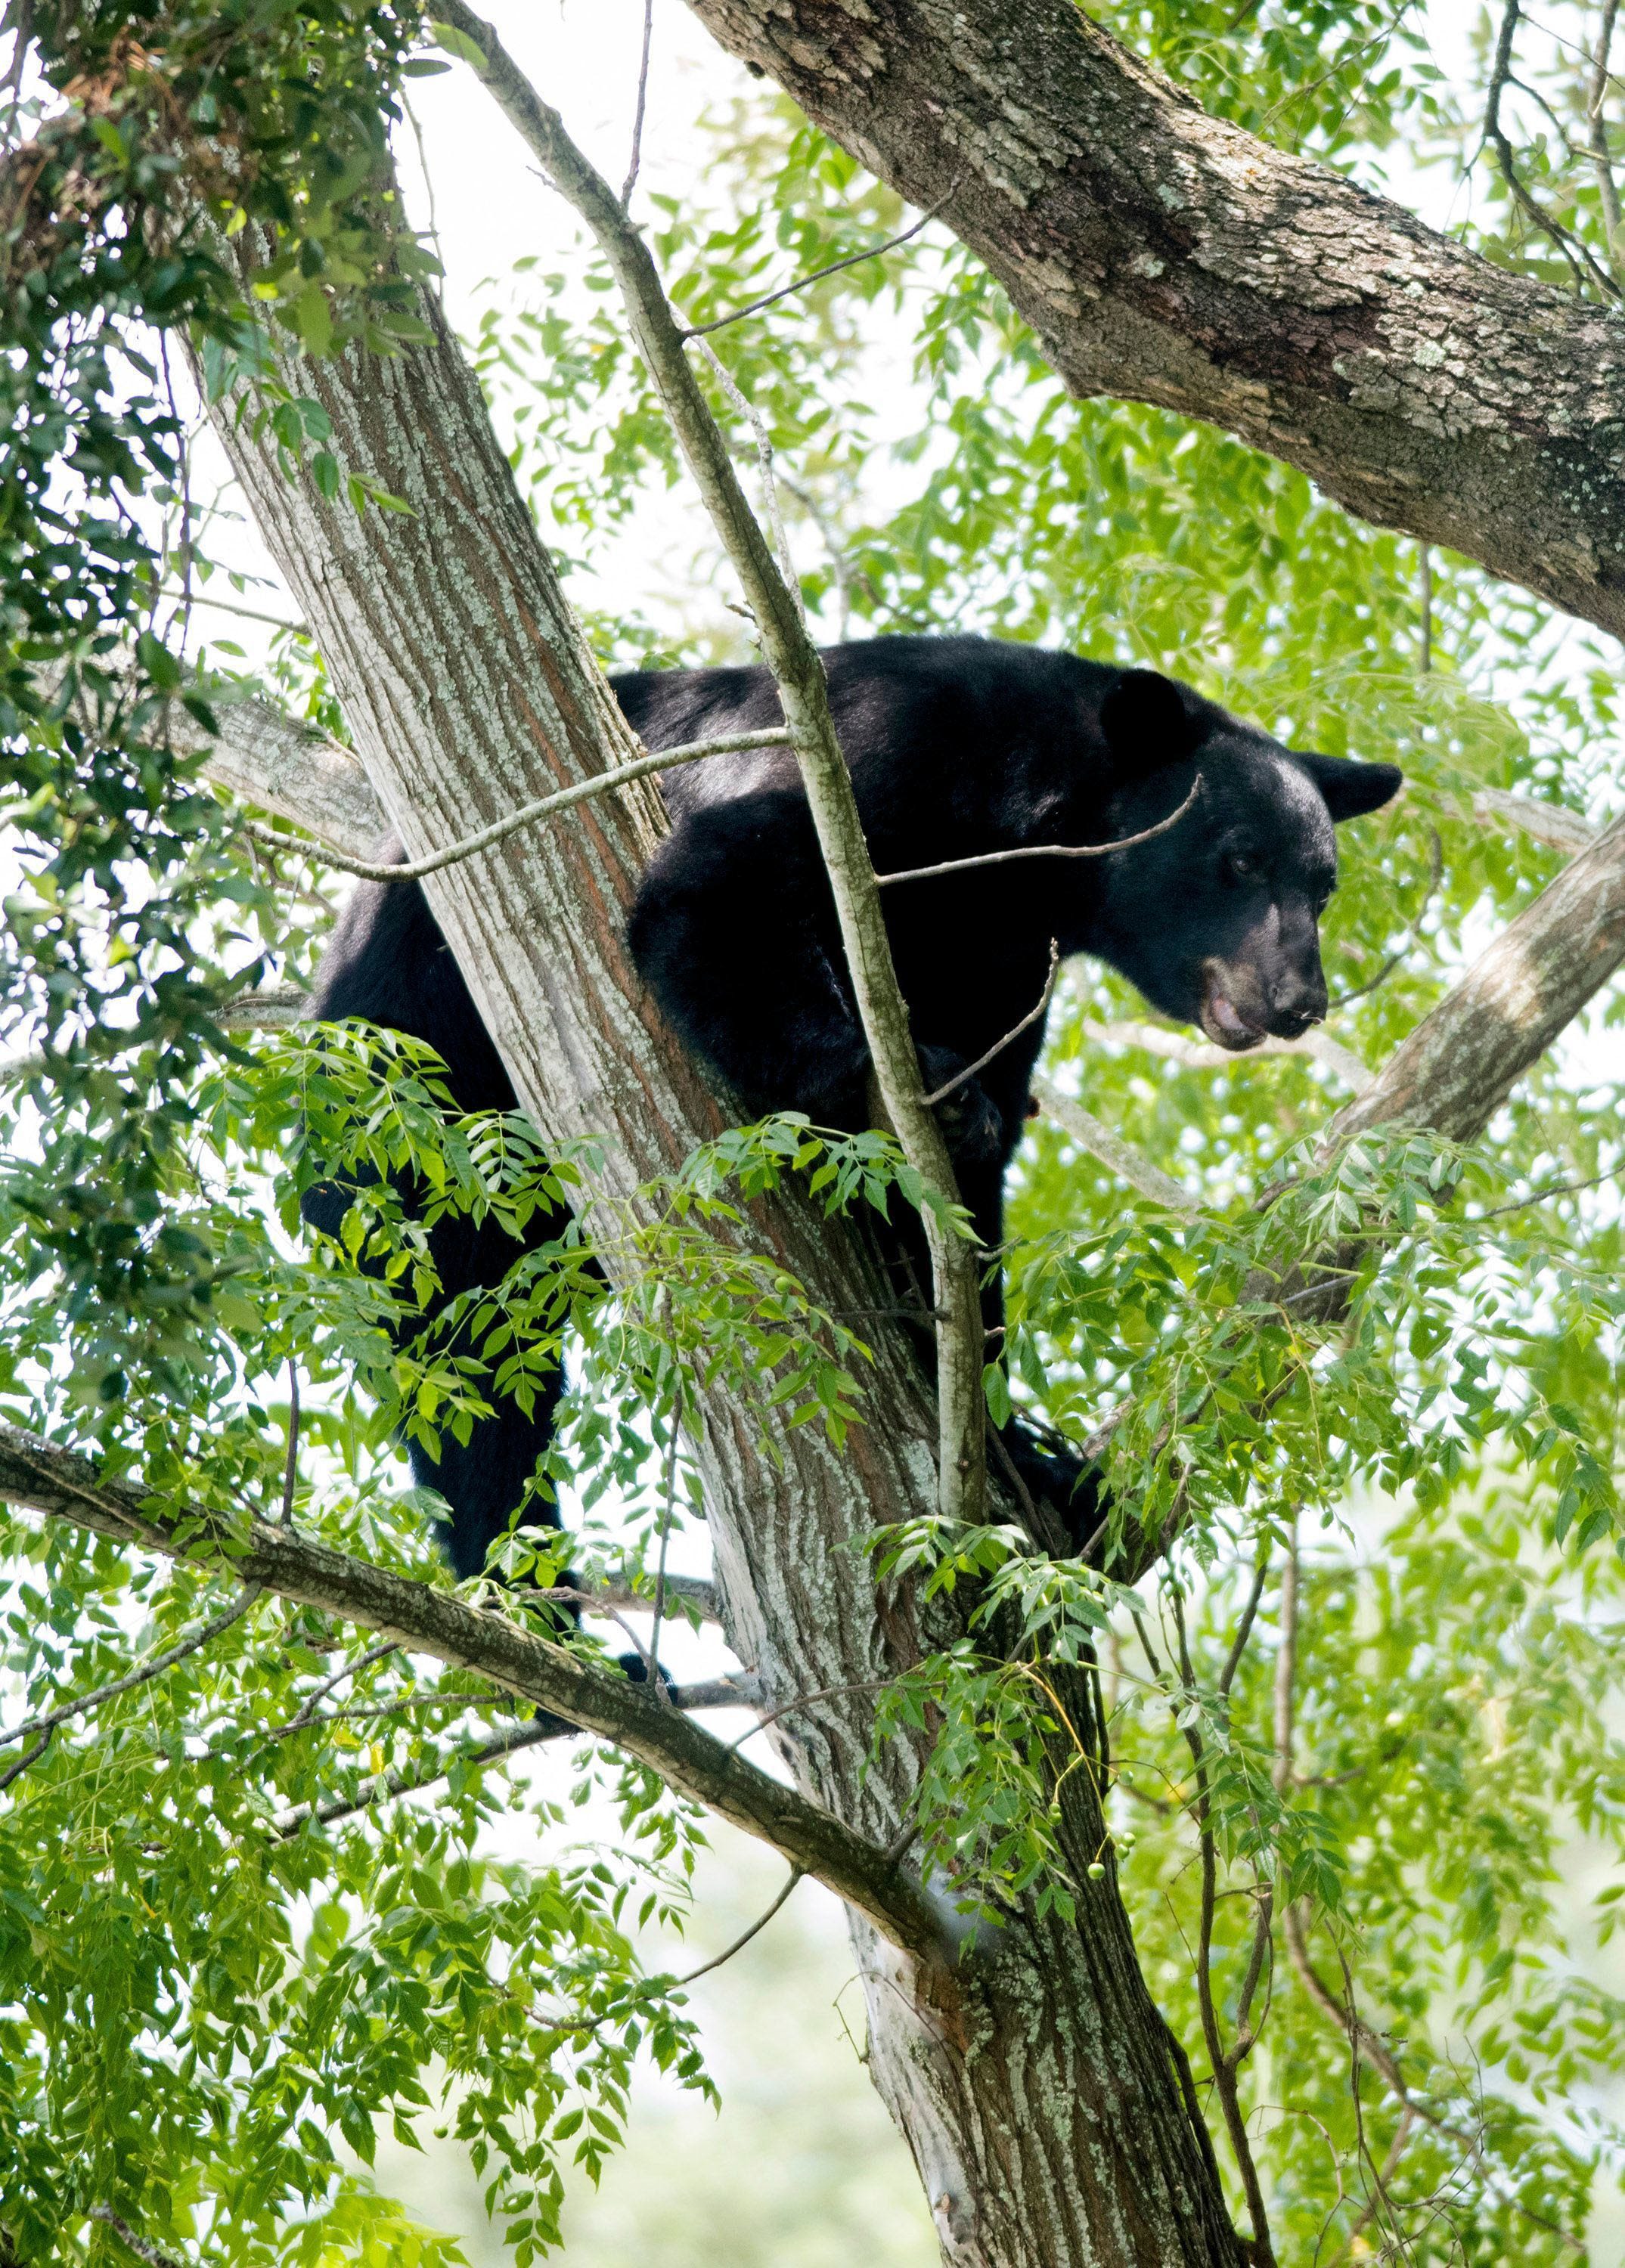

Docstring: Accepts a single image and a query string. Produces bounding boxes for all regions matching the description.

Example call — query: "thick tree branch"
[179,692,384,858]
[681,0,1625,639]
[0,1420,953,1963]
[436,0,989,1529]
[1326,808,1625,1148]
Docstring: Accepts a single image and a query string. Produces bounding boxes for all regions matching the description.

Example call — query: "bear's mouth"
[1199,983,1267,1051]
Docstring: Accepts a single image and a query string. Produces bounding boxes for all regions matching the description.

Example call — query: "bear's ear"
[1099,669,1200,773]
[1292,751,1404,823]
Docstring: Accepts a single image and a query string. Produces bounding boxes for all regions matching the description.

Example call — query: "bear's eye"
[1227,851,1259,882]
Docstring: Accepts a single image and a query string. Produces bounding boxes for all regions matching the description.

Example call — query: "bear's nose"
[1270,968,1327,1035]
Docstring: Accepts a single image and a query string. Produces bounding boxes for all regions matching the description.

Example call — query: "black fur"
[306,634,1400,1572]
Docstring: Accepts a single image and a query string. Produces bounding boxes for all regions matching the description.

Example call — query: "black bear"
[307,634,1400,1575]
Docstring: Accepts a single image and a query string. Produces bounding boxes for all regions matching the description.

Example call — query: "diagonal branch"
[1484,0,1621,299]
[679,0,1625,641]
[245,725,793,880]
[436,0,990,1529]
[0,1421,953,1964]
[1326,807,1625,1151]
[1033,1074,1206,1214]
[0,1581,262,1750]
[1589,0,1624,287]
[172,690,383,858]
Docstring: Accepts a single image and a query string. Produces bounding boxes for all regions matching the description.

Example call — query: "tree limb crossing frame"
[680,0,1625,643]
[0,1422,954,1964]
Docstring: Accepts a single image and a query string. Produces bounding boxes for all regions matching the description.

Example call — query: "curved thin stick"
[670,1864,804,1987]
[678,188,959,341]
[922,940,1059,1105]
[246,726,794,881]
[874,774,1202,888]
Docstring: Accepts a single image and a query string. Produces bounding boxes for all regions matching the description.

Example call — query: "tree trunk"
[204,294,1246,2266]
[681,0,1625,641]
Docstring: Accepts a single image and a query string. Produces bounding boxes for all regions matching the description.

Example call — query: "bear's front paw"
[919,1050,1004,1165]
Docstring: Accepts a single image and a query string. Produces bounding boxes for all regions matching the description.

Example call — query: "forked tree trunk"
[206,292,1246,2266]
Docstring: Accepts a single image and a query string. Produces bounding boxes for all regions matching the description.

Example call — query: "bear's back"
[609,635,1115,829]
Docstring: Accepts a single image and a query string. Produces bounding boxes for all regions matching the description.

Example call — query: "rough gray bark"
[200,294,1244,2266]
[191,691,388,857]
[681,0,1625,640]
[1328,809,1625,1145]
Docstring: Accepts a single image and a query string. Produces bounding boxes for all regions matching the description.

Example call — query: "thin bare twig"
[620,0,654,209]
[669,1864,804,1986]
[648,1398,681,1706]
[160,580,303,632]
[727,1675,892,1752]
[1326,2105,1415,2266]
[0,1582,262,1752]
[1589,0,1623,279]
[533,1585,660,1687]
[1218,1537,1272,1703]
[282,1634,399,1734]
[244,725,794,881]
[1475,1163,1618,1219]
[921,940,1059,1105]
[526,1861,808,2037]
[678,187,958,340]
[873,773,1203,888]
[1165,1584,1276,2266]
[0,1725,51,1794]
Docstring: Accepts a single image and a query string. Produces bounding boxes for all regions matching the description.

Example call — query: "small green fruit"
[1087,1861,1107,1880]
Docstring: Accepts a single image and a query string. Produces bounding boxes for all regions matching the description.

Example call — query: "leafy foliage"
[7,0,1625,2262]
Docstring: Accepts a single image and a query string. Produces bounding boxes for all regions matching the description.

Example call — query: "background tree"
[4,5,1625,2266]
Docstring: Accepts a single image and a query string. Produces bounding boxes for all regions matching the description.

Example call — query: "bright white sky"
[192,0,767,651]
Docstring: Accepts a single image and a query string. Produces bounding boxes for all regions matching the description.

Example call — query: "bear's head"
[1076,669,1402,1050]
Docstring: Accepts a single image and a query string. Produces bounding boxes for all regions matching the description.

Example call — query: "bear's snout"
[1198,950,1326,1050]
